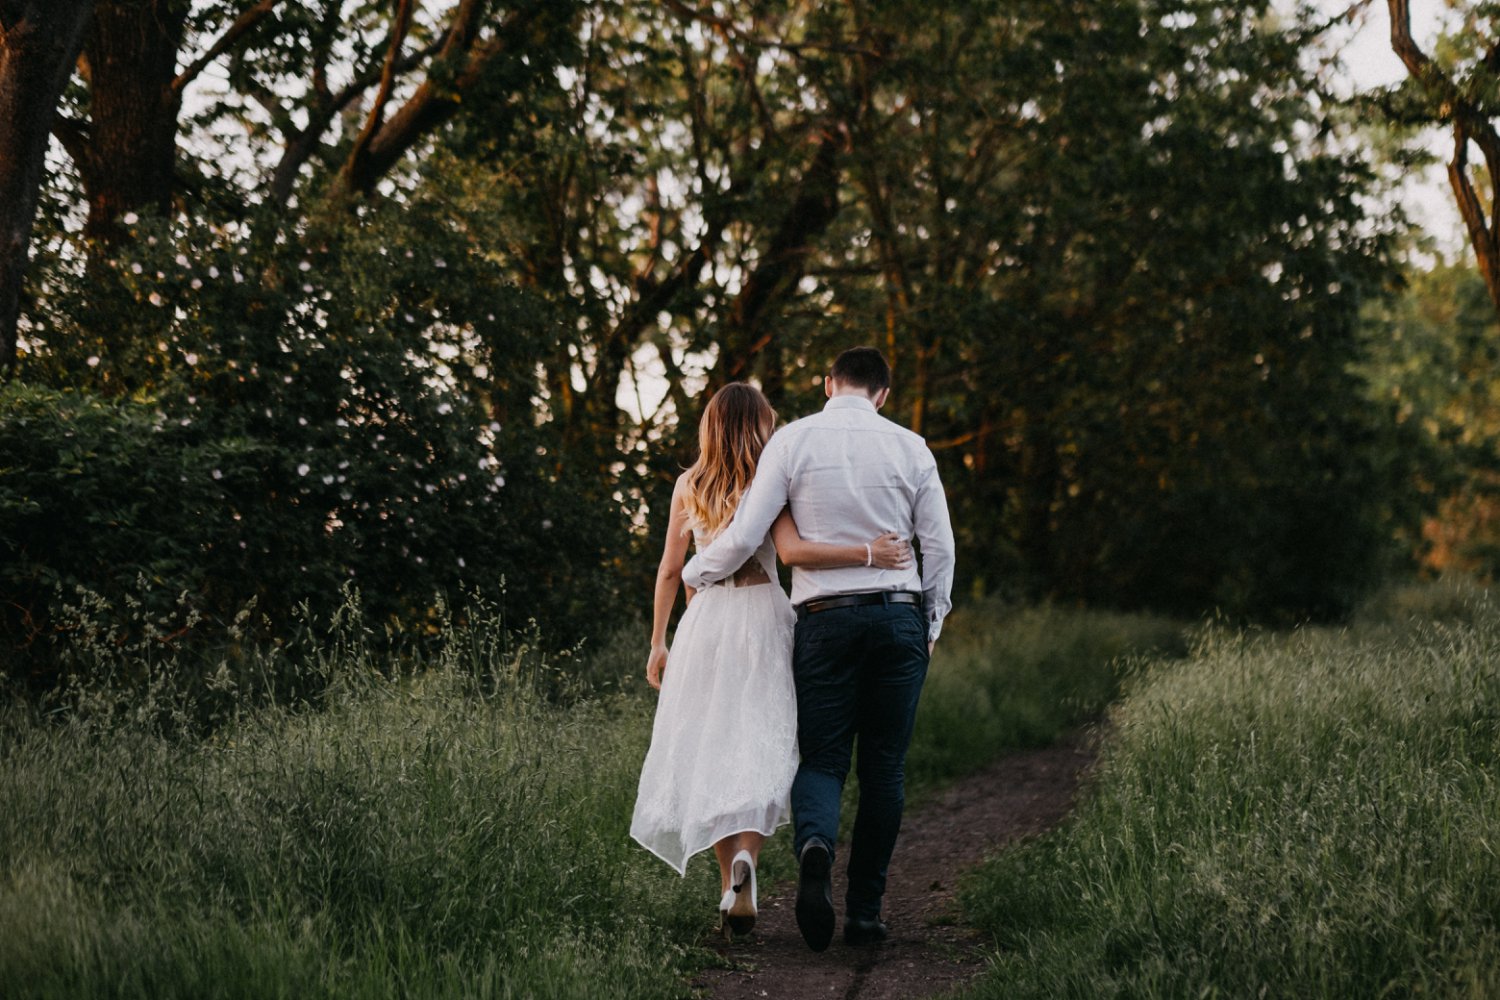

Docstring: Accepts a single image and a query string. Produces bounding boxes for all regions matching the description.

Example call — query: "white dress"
[630,531,799,874]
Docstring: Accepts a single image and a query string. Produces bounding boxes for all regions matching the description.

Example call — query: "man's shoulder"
[781,407,934,457]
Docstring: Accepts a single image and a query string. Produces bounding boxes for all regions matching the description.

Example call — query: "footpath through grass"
[0,601,1175,999]
[958,584,1500,998]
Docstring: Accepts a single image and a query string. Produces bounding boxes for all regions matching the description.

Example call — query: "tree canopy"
[0,0,1448,680]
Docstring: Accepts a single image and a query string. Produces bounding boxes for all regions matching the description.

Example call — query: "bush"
[3,203,633,690]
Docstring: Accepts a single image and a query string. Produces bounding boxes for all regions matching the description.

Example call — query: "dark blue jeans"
[790,598,929,921]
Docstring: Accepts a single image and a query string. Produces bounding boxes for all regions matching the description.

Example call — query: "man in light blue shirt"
[682,346,956,950]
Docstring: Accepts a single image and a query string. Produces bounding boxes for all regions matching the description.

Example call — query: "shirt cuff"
[927,617,944,645]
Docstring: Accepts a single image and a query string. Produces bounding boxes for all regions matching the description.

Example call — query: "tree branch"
[1388,0,1500,313]
[661,0,880,58]
[1448,125,1500,313]
[265,33,444,208]
[341,0,415,189]
[50,113,90,167]
[335,0,552,198]
[171,0,280,94]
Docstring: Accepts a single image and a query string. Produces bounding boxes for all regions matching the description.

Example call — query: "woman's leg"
[713,831,769,893]
[736,831,765,868]
[713,838,735,894]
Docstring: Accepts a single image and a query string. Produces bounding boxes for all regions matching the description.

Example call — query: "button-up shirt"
[681,394,956,643]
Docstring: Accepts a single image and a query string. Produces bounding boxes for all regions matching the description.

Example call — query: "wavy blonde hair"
[681,382,777,537]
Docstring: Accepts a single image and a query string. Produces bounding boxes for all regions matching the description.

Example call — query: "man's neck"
[825,381,888,410]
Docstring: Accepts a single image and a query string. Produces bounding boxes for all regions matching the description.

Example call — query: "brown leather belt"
[798,591,922,616]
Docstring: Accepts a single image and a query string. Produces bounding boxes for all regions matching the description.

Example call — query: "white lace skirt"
[630,581,799,874]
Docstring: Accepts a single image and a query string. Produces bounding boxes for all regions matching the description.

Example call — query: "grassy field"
[957,583,1500,998]
[0,600,1174,999]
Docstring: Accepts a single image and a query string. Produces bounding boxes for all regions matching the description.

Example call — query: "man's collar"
[823,394,878,413]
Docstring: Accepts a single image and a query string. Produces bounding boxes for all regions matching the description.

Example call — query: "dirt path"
[694,732,1097,1000]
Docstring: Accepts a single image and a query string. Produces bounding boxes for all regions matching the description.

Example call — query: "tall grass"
[909,603,1183,788]
[0,611,709,999]
[0,597,1172,998]
[958,585,1500,998]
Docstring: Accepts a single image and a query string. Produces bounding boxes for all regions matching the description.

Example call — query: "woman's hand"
[646,643,668,690]
[870,532,912,570]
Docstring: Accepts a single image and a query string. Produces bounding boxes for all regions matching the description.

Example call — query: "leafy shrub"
[3,203,632,691]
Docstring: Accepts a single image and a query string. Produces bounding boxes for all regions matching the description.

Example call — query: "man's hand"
[928,640,935,657]
[646,644,668,690]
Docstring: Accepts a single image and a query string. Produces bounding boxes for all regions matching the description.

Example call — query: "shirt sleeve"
[913,452,956,644]
[680,430,792,590]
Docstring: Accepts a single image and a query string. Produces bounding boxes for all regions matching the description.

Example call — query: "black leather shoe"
[843,915,889,946]
[795,841,835,952]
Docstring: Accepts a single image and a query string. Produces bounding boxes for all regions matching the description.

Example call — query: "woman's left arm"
[771,509,911,570]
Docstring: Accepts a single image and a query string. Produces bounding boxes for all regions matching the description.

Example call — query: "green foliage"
[3,199,632,686]
[956,586,1500,998]
[9,0,1436,674]
[1360,259,1500,575]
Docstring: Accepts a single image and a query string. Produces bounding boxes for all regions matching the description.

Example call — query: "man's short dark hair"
[829,346,891,393]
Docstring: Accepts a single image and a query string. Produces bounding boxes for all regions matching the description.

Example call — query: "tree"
[1383,0,1500,314]
[769,0,1417,615]
[1361,258,1500,573]
[0,0,94,378]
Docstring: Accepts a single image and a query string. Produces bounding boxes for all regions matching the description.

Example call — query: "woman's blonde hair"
[681,382,777,537]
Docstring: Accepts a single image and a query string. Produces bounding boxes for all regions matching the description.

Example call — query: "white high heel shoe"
[724,849,758,936]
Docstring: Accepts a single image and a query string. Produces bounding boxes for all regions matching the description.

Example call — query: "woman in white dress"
[630,382,909,937]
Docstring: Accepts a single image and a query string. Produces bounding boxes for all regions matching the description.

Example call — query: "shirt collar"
[823,394,878,414]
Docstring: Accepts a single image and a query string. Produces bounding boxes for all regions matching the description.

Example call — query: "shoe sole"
[795,848,835,952]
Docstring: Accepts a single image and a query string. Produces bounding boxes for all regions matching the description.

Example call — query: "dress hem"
[631,817,791,877]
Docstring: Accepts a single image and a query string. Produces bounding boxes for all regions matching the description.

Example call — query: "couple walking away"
[630,346,956,951]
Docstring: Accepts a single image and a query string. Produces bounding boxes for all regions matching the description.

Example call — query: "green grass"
[909,602,1183,789]
[956,584,1500,998]
[0,599,1172,998]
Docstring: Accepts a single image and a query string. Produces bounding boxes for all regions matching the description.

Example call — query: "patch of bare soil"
[694,732,1096,1000]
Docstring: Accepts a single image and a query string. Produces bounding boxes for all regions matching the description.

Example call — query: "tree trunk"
[78,0,188,244]
[0,0,95,377]
[719,129,843,407]
[1018,403,1059,597]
